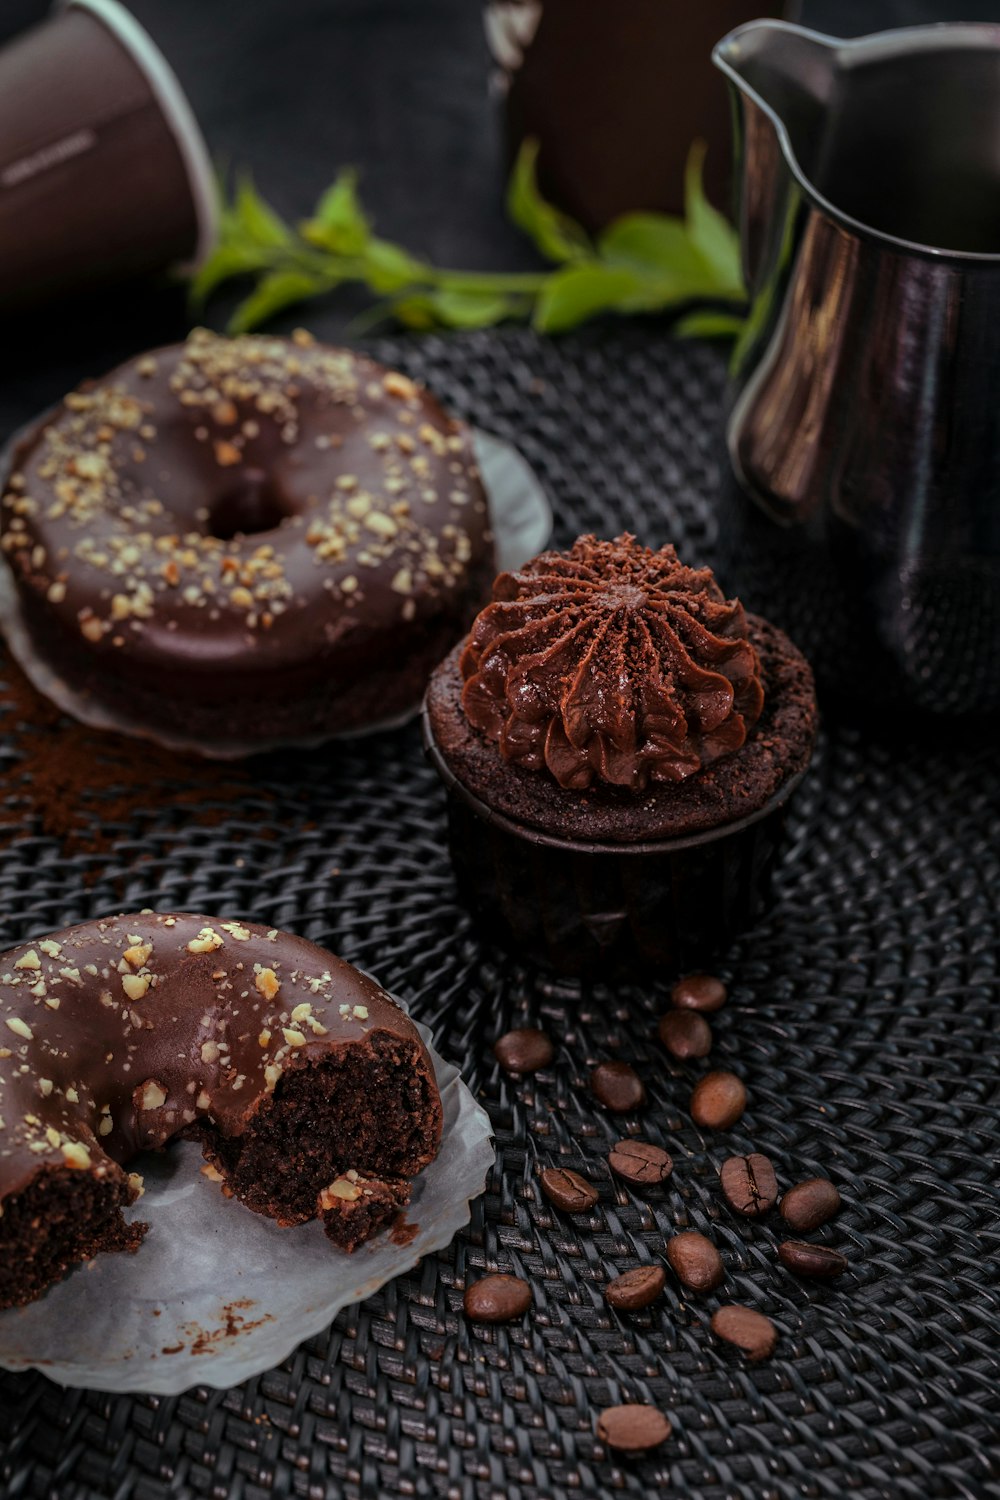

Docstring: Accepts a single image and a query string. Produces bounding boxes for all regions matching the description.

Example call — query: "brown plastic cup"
[422,703,807,979]
[0,0,216,308]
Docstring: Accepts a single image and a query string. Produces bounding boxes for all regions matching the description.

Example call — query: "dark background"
[0,0,997,430]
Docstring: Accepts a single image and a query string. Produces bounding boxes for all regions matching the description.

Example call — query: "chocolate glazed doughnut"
[0,330,494,753]
[0,913,443,1309]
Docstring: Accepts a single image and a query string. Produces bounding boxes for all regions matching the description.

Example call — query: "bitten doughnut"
[0,330,493,752]
[0,912,443,1309]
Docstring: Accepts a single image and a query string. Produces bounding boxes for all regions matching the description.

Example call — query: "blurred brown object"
[487,1,785,226]
[0,0,215,310]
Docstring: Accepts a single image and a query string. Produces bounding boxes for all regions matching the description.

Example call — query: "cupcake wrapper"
[425,719,805,977]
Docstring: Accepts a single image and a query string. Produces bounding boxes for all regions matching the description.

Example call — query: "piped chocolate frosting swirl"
[459,534,765,791]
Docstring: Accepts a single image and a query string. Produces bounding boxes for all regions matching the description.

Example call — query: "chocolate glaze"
[0,331,493,751]
[0,912,441,1205]
[460,534,764,791]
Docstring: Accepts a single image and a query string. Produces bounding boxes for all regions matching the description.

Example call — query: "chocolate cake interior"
[200,1034,441,1227]
[0,1168,144,1311]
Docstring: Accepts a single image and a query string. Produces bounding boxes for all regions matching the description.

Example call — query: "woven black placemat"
[1,326,998,1500]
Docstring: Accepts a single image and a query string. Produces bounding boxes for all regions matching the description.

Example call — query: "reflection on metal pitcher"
[714,21,1000,716]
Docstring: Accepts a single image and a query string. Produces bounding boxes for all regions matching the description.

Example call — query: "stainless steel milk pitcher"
[714,21,1000,716]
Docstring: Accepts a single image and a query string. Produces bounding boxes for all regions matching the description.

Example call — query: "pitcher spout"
[713,20,838,147]
[713,21,838,296]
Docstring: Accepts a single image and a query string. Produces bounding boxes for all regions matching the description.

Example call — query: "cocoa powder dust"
[0,650,268,859]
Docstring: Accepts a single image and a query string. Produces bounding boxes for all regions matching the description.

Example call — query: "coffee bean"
[778,1240,848,1277]
[591,1060,646,1113]
[539,1166,599,1213]
[608,1138,673,1188]
[494,1027,553,1074]
[780,1177,842,1233]
[665,1231,725,1292]
[690,1070,747,1130]
[658,1009,712,1060]
[711,1304,777,1362]
[463,1273,531,1323]
[720,1152,778,1217]
[671,974,727,1012]
[604,1265,666,1311]
[596,1403,671,1453]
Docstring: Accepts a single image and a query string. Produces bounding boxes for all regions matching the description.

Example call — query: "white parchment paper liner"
[0,426,552,754]
[0,1008,494,1394]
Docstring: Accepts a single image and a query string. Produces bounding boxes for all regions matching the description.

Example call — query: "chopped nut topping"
[14,950,40,971]
[255,967,280,1001]
[62,1142,91,1170]
[123,942,152,968]
[383,371,418,400]
[140,1081,167,1110]
[201,1163,225,1182]
[214,439,242,467]
[5,1017,33,1041]
[121,973,150,1001]
[188,927,224,954]
[281,1027,307,1048]
[319,1177,362,1206]
[128,1172,145,1197]
[38,1079,53,1097]
[221,922,251,941]
[200,1040,220,1065]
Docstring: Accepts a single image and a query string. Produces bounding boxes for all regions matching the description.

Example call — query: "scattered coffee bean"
[780,1177,842,1233]
[658,1009,713,1060]
[778,1240,848,1277]
[604,1265,666,1312]
[591,1060,646,1113]
[711,1304,777,1362]
[690,1070,747,1130]
[463,1273,532,1323]
[539,1166,599,1213]
[596,1403,672,1453]
[608,1138,673,1188]
[493,1027,553,1074]
[671,973,727,1012]
[665,1231,725,1292]
[720,1152,779,1217]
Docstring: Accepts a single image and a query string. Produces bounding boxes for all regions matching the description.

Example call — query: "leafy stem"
[192,142,746,338]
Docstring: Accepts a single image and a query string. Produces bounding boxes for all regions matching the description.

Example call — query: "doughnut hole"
[207,467,296,540]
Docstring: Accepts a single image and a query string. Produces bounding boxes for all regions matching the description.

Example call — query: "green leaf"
[673,308,746,340]
[599,213,706,279]
[301,168,371,255]
[190,242,274,305]
[363,238,428,293]
[390,296,439,330]
[233,176,293,248]
[228,269,329,333]
[425,288,515,328]
[684,141,744,294]
[532,263,648,333]
[507,139,591,264]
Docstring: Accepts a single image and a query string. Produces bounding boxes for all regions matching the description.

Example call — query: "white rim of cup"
[57,0,218,268]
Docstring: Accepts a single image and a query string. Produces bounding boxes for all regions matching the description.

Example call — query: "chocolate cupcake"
[423,534,816,975]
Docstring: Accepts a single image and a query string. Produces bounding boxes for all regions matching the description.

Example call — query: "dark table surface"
[1,6,999,1500]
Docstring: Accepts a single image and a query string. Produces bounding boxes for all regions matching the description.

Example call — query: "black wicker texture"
[1,326,999,1500]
